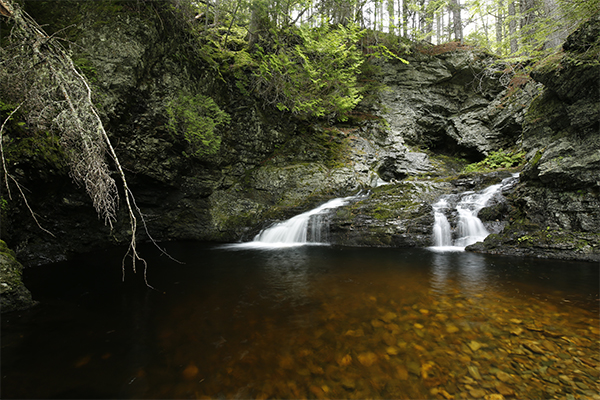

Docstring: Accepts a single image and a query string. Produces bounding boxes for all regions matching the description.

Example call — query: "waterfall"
[431,174,519,251]
[249,193,367,248]
[432,199,452,247]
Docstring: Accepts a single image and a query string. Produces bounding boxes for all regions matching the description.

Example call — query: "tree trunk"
[424,0,434,43]
[436,10,441,44]
[520,0,538,53]
[520,0,537,29]
[248,0,268,48]
[508,0,518,53]
[402,0,410,37]
[496,0,504,45]
[449,0,462,42]
[388,0,395,34]
[543,0,566,49]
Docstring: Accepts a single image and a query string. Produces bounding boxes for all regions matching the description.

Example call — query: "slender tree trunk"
[448,0,462,42]
[373,0,378,30]
[481,14,489,47]
[519,0,538,53]
[424,0,434,43]
[213,0,219,26]
[520,0,537,29]
[496,0,504,44]
[402,0,410,37]
[543,0,566,49]
[379,0,384,31]
[436,10,441,44]
[508,0,518,53]
[248,0,268,48]
[388,0,395,34]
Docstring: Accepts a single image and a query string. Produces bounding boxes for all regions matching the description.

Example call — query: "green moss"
[0,240,25,292]
[4,131,68,173]
[525,91,573,142]
[370,200,419,220]
[532,52,564,77]
[0,240,16,260]
[530,149,544,167]
[166,92,230,160]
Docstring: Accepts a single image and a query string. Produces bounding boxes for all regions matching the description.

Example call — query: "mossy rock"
[0,240,36,313]
[468,226,600,262]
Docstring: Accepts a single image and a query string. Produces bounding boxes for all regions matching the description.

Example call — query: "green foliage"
[517,234,533,244]
[166,93,230,159]
[465,0,600,59]
[463,149,525,173]
[367,42,410,64]
[253,23,366,120]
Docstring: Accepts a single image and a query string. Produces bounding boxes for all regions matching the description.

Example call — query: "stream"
[1,242,598,399]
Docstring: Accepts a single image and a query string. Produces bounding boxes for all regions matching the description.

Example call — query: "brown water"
[2,243,599,399]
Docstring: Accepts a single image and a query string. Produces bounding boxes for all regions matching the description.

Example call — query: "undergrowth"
[463,149,526,173]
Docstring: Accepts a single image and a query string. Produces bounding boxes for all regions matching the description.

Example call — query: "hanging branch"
[1,0,180,284]
[0,103,55,237]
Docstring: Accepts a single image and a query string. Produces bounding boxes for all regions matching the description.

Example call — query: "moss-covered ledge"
[1,240,36,313]
[467,225,600,262]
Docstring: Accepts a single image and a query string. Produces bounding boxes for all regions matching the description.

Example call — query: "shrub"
[463,149,526,173]
[166,93,230,159]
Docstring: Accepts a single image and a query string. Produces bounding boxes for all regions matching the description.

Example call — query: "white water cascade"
[431,174,519,251]
[250,193,367,248]
[432,199,453,247]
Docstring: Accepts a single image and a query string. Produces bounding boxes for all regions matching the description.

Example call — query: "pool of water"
[2,243,599,399]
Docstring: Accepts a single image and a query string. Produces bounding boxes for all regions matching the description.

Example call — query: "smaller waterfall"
[432,199,452,247]
[431,174,519,251]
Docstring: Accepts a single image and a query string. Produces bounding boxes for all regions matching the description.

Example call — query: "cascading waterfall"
[432,199,452,247]
[431,173,519,251]
[251,193,367,248]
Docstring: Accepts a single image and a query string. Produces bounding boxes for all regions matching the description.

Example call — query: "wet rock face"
[375,50,534,161]
[5,3,599,266]
[329,181,449,248]
[522,14,600,190]
[469,185,600,262]
[470,15,600,261]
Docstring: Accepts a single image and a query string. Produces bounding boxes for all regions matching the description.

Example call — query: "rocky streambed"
[143,248,600,400]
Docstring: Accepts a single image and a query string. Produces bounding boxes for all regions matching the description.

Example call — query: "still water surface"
[2,243,599,399]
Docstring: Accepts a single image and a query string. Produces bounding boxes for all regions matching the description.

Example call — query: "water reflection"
[456,252,491,295]
[430,252,492,296]
[259,247,312,307]
[430,252,452,294]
